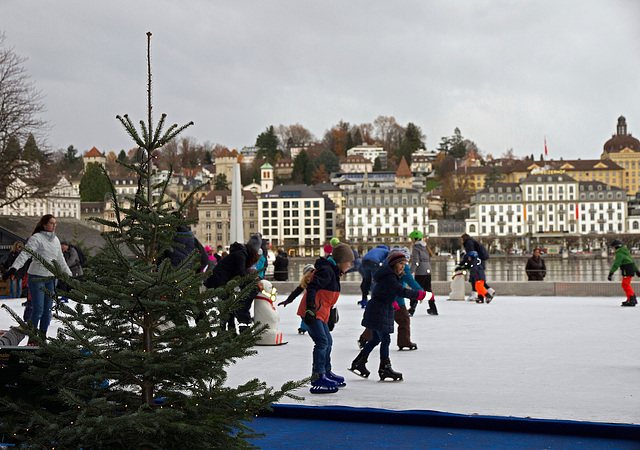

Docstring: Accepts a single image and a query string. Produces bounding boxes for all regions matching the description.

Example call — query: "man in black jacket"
[204,234,263,332]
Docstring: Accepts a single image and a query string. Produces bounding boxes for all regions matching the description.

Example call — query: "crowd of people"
[2,214,639,394]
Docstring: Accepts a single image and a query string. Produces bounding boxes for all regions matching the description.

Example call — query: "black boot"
[378,358,402,381]
[408,300,417,316]
[476,295,485,304]
[621,295,637,307]
[427,299,438,315]
[348,350,370,378]
[358,335,368,349]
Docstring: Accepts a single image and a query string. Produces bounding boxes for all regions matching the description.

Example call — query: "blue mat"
[249,405,640,449]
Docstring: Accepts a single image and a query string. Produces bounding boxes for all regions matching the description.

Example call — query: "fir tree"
[0,32,304,449]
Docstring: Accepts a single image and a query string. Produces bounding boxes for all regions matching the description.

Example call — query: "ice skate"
[621,296,637,307]
[398,342,418,351]
[309,373,339,394]
[298,327,307,334]
[325,370,346,387]
[358,335,368,349]
[476,295,485,304]
[485,293,493,304]
[348,351,370,378]
[468,291,478,302]
[378,358,402,381]
[427,299,438,315]
[487,287,496,297]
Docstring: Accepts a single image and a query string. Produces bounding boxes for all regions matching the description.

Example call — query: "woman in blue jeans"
[3,215,72,337]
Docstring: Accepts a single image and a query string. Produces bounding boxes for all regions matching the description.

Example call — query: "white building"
[347,144,386,168]
[1,176,81,219]
[465,172,627,240]
[344,186,429,249]
[258,184,326,256]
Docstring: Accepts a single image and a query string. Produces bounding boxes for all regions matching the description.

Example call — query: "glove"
[636,270,640,277]
[303,309,316,327]
[607,273,613,281]
[392,301,399,311]
[277,299,291,307]
[2,267,16,281]
[417,290,427,301]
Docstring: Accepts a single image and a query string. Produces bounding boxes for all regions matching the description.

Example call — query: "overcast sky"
[2,0,639,161]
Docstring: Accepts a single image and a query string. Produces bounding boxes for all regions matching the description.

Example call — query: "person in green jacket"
[608,239,640,307]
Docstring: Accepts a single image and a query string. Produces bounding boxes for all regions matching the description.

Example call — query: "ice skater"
[349,249,427,381]
[297,243,354,393]
[461,233,495,299]
[278,264,316,333]
[408,230,437,315]
[358,245,390,308]
[463,251,493,304]
[608,239,640,307]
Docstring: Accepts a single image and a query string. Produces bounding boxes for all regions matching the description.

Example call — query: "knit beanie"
[387,249,407,267]
[247,234,262,254]
[330,237,340,247]
[331,243,354,264]
[303,264,315,276]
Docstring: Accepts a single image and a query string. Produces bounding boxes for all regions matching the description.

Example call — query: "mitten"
[392,301,399,311]
[607,273,613,281]
[303,309,316,326]
[417,290,427,301]
[2,267,16,281]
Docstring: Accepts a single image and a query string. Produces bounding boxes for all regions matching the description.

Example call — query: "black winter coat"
[273,252,289,281]
[525,256,546,281]
[204,242,253,289]
[362,263,421,333]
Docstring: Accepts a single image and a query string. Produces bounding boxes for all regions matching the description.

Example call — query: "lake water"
[277,256,617,283]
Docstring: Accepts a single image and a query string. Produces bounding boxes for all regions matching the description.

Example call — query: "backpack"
[72,244,87,266]
[477,242,489,261]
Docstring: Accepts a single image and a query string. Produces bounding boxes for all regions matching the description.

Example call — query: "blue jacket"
[362,245,390,264]
[362,263,421,333]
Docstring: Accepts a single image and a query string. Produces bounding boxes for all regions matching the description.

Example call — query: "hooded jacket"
[11,231,72,277]
[362,245,390,264]
[362,263,421,333]
[297,257,341,323]
[204,242,254,289]
[409,240,432,276]
[610,246,639,277]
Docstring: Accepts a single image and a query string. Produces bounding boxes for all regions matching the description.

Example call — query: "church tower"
[260,163,274,193]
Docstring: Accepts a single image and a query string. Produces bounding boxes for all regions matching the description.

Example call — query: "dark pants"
[359,259,380,301]
[362,329,391,360]
[411,274,432,312]
[360,305,412,347]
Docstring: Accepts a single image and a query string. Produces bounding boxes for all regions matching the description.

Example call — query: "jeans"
[359,259,380,301]
[9,277,22,298]
[362,329,391,360]
[306,319,332,375]
[27,275,56,333]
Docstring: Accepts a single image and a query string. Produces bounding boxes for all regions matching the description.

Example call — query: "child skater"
[408,230,438,315]
[464,251,493,304]
[349,249,427,381]
[278,264,316,333]
[297,243,354,394]
[608,239,640,307]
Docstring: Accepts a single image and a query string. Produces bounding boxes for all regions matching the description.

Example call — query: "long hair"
[32,214,55,236]
[11,241,23,252]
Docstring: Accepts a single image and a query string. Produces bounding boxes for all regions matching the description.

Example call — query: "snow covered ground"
[2,293,639,425]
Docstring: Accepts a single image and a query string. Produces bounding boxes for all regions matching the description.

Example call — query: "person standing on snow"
[358,245,390,308]
[608,239,640,307]
[408,230,437,315]
[297,243,354,394]
[349,249,428,381]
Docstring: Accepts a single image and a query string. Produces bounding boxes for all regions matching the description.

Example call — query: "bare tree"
[0,33,53,208]
[275,124,315,154]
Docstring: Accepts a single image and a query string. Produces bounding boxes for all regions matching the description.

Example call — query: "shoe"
[399,342,418,351]
[310,373,339,394]
[378,358,403,381]
[348,351,370,378]
[325,371,346,387]
[358,335,368,349]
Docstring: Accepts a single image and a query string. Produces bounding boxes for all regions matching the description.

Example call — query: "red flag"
[544,137,548,156]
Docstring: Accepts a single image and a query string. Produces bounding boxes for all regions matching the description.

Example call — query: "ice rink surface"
[2,293,638,425]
